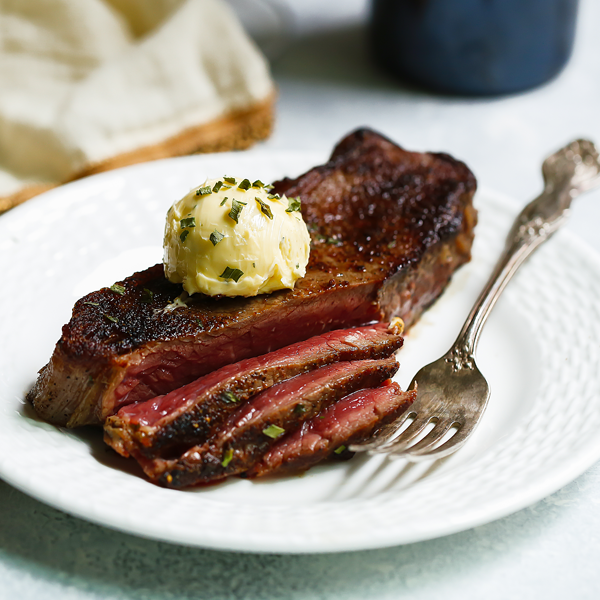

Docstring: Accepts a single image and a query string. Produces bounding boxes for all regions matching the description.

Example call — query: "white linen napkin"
[0,0,275,211]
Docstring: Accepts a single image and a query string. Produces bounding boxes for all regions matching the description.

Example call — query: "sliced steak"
[130,358,399,487]
[29,127,477,427]
[248,382,417,478]
[104,323,403,460]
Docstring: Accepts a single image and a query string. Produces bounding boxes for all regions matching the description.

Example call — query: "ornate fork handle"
[451,139,600,368]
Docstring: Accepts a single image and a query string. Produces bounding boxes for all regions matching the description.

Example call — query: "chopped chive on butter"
[210,230,225,246]
[255,197,273,220]
[195,185,212,196]
[104,313,118,324]
[334,445,346,455]
[228,199,246,224]
[224,176,236,184]
[222,391,240,403]
[296,263,299,269]
[110,284,126,295]
[263,424,285,439]
[141,288,154,303]
[83,301,100,307]
[267,193,280,200]
[180,216,196,229]
[220,196,228,206]
[237,178,251,190]
[212,181,223,193]
[252,262,256,268]
[286,197,302,213]
[180,229,190,242]
[221,448,234,467]
[252,179,265,188]
[219,266,244,282]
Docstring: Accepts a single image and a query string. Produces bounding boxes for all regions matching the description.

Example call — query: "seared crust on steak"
[29,128,477,427]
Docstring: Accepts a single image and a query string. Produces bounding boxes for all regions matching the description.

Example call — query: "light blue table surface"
[2,1,600,598]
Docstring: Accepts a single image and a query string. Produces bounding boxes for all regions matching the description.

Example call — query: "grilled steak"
[29,128,477,427]
[125,358,399,487]
[248,382,417,478]
[104,323,403,460]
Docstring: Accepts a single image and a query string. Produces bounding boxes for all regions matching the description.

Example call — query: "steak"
[29,127,477,427]
[123,358,399,488]
[248,382,417,478]
[104,323,404,460]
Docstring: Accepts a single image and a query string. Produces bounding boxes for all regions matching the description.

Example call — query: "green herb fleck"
[88,375,94,386]
[220,196,228,206]
[237,178,251,191]
[286,196,302,212]
[180,217,196,229]
[221,448,234,467]
[387,240,397,249]
[196,319,204,329]
[252,262,256,268]
[315,233,338,245]
[263,424,285,439]
[228,199,246,224]
[141,288,154,303]
[219,266,244,282]
[212,181,223,193]
[334,445,346,455]
[267,193,280,200]
[83,301,100,307]
[104,314,118,324]
[252,179,265,188]
[224,176,236,184]
[255,197,273,220]
[195,185,212,196]
[110,284,126,295]
[296,263,300,269]
[210,230,225,246]
[222,391,240,404]
[180,229,190,242]
[293,404,306,415]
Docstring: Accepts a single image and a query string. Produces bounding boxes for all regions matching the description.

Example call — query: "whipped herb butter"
[163,177,311,297]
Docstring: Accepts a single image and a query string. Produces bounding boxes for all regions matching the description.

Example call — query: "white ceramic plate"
[1,150,600,554]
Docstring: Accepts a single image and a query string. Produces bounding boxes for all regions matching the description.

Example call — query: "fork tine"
[366,415,434,454]
[348,409,416,452]
[400,423,473,462]
[386,419,458,456]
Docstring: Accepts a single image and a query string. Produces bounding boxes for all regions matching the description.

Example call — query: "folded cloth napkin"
[0,0,275,211]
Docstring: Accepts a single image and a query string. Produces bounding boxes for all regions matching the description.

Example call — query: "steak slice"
[128,358,399,488]
[104,323,403,460]
[29,127,477,427]
[248,382,417,478]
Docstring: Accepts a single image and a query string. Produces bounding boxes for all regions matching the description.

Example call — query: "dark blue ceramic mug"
[370,0,579,95]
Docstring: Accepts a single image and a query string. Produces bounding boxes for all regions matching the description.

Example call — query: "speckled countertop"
[2,0,600,598]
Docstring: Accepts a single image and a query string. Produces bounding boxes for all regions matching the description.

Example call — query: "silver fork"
[350,139,600,461]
